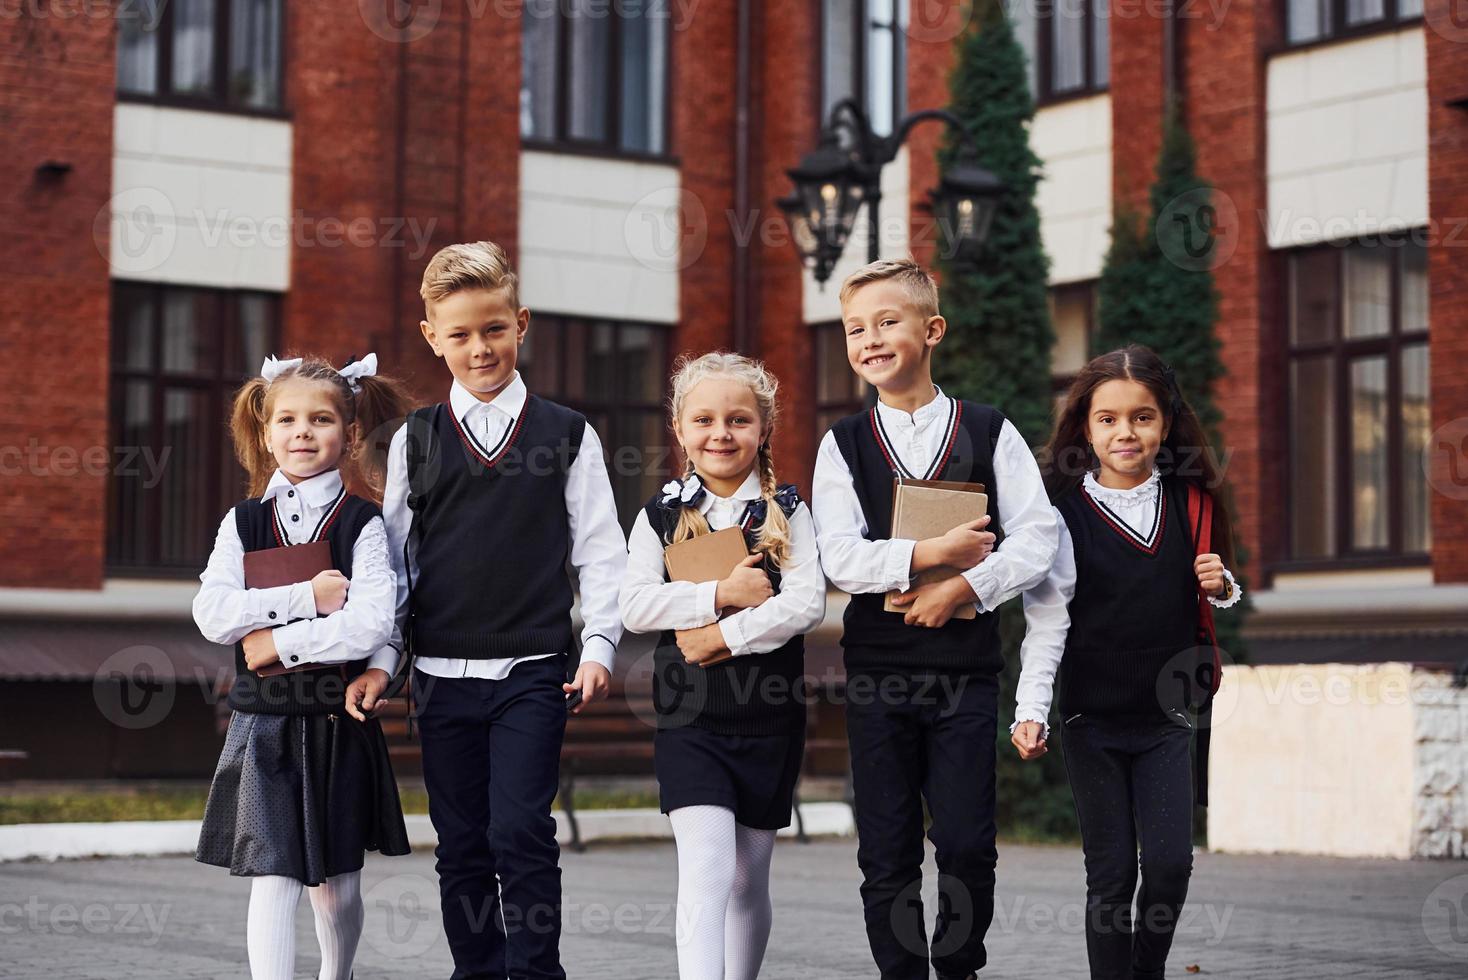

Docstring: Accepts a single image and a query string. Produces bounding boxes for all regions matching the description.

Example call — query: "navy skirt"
[655,725,806,830]
[196,710,411,885]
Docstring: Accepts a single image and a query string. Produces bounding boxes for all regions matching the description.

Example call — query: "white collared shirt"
[192,468,400,673]
[619,470,826,656]
[1013,465,1243,737]
[810,385,1059,614]
[382,372,627,680]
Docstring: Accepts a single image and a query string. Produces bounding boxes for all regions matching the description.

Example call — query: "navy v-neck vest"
[830,399,1006,675]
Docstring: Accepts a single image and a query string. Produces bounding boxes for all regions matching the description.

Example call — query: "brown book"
[243,541,334,676]
[663,526,750,667]
[884,478,989,620]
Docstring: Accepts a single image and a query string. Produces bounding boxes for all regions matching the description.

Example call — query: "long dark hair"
[1040,344,1235,566]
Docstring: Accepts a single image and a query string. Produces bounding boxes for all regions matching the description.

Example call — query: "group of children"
[192,240,1240,980]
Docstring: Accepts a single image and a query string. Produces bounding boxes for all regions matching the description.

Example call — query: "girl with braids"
[192,353,414,980]
[1013,343,1242,980]
[619,351,825,980]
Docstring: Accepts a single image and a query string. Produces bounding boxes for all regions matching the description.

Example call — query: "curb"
[0,803,855,862]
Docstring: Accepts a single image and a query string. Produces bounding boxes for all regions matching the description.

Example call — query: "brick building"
[1,0,1464,777]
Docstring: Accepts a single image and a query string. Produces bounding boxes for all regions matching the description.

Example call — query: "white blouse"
[192,468,400,674]
[1014,466,1242,738]
[619,470,826,657]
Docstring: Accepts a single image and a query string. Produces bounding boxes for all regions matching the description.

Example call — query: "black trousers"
[1061,713,1194,980]
[414,657,568,980]
[845,668,999,980]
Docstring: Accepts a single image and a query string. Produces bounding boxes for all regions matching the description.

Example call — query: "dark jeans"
[1061,713,1195,980]
[414,657,568,980]
[845,668,999,980]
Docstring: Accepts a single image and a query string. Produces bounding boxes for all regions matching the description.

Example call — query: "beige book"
[883,478,989,620]
[663,526,752,666]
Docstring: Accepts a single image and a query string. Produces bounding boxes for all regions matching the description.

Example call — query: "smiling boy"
[811,258,1059,980]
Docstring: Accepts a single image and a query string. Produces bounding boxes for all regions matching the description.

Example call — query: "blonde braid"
[752,442,793,566]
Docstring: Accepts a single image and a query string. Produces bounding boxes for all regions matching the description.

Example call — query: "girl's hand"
[1011,721,1048,760]
[715,554,773,612]
[890,575,977,628]
[311,570,351,615]
[563,662,611,715]
[675,623,730,666]
[345,668,392,721]
[937,515,995,568]
[1194,553,1228,598]
[242,628,280,671]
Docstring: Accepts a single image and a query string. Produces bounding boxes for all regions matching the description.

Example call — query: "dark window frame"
[1277,238,1431,572]
[116,0,289,118]
[518,313,674,527]
[812,320,869,433]
[1048,280,1100,402]
[1035,0,1109,107]
[817,0,907,138]
[108,281,282,577]
[1277,0,1423,53]
[520,3,675,162]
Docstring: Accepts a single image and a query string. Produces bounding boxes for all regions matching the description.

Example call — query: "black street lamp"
[779,98,1004,284]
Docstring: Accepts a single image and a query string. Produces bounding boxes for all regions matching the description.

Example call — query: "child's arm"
[810,431,920,594]
[263,517,398,668]
[619,510,724,634]
[1012,509,1074,757]
[564,424,628,706]
[714,504,827,656]
[193,509,317,646]
[381,424,416,659]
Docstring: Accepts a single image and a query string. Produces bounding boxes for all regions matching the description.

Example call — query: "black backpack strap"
[386,406,438,707]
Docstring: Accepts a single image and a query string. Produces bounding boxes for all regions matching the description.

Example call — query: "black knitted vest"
[829,397,1006,675]
[644,488,807,736]
[228,491,379,715]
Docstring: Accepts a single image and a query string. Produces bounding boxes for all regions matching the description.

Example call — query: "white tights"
[246,870,364,980]
[668,805,778,980]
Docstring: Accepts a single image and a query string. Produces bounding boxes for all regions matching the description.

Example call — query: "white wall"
[518,151,681,324]
[802,147,911,323]
[109,104,292,290]
[1032,93,1112,285]
[1266,26,1427,248]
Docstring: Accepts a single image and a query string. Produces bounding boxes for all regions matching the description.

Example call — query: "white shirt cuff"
[960,564,994,611]
[270,621,312,667]
[885,538,917,592]
[698,579,720,619]
[579,634,618,674]
[1010,711,1051,742]
[718,617,750,657]
[256,585,296,630]
[366,645,400,675]
[287,581,317,621]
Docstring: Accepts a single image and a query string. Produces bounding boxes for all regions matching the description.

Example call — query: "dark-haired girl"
[1012,344,1241,980]
[192,353,414,980]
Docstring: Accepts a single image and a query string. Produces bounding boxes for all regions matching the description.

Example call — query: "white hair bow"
[337,352,378,393]
[259,355,303,383]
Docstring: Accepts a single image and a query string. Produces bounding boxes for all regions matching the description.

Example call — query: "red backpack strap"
[1186,482,1222,693]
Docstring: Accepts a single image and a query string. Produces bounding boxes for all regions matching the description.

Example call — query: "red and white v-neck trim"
[1083,478,1167,555]
[869,395,963,480]
[271,484,348,547]
[448,401,526,468]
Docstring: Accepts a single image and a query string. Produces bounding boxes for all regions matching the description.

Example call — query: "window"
[821,0,906,136]
[1284,0,1422,46]
[519,315,672,527]
[1032,0,1109,103]
[521,0,670,156]
[1284,238,1430,563]
[109,283,281,574]
[814,321,869,434]
[1048,281,1098,414]
[117,0,283,111]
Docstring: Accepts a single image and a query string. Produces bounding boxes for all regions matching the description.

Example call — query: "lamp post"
[779,98,1004,284]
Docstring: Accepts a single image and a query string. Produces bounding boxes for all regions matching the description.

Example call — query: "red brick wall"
[0,9,116,589]
[1424,3,1468,583]
[905,0,965,273]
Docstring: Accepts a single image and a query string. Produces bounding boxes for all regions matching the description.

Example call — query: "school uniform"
[811,386,1059,980]
[620,470,826,828]
[194,467,410,886]
[1016,466,1241,980]
[381,372,626,980]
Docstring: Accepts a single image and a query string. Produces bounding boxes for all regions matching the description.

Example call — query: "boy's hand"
[345,668,392,722]
[675,623,731,666]
[715,554,773,612]
[563,662,610,715]
[1194,553,1228,598]
[889,575,977,628]
[940,515,995,568]
[1012,721,1048,760]
[242,628,280,671]
[311,570,350,615]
